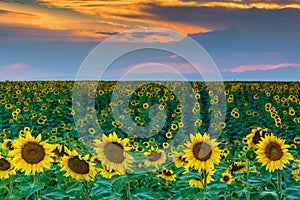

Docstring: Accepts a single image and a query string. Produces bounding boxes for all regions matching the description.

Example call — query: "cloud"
[221,66,300,81]
[224,62,300,73]
[0,9,36,18]
[0,25,73,42]
[95,31,118,35]
[3,0,300,41]
[35,0,300,32]
[0,1,129,41]
[0,62,70,80]
[107,29,185,43]
[187,26,300,74]
[3,62,28,70]
[169,54,178,59]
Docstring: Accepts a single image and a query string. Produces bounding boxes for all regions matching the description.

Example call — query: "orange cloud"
[0,1,127,32]
[35,0,300,35]
[3,0,300,41]
[226,63,300,73]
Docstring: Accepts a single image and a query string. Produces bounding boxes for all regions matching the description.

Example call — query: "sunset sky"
[1,0,300,80]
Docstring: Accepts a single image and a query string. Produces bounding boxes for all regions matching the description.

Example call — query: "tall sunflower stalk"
[9,132,55,199]
[183,133,221,194]
[33,173,40,200]
[126,182,131,200]
[256,134,294,199]
[203,170,207,193]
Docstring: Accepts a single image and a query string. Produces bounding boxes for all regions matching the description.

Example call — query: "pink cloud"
[0,62,67,80]
[225,62,300,73]
[169,55,178,59]
[3,62,28,70]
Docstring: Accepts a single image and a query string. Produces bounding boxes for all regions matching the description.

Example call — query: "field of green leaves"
[0,81,299,200]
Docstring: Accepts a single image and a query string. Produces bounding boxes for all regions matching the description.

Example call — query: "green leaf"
[65,182,82,194]
[20,183,45,199]
[259,191,278,200]
[112,176,128,193]
[40,190,69,200]
[132,190,158,200]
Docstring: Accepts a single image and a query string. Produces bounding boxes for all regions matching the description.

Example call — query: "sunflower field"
[0,80,299,200]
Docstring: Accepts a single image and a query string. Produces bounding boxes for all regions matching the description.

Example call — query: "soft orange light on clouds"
[0,1,128,40]
[2,0,300,41]
[36,0,300,34]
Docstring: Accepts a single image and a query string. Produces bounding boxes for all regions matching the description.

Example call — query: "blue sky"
[0,0,300,81]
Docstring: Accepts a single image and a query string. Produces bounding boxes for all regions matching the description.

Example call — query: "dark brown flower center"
[148,151,162,162]
[193,142,212,161]
[53,146,69,157]
[0,158,11,171]
[223,175,230,182]
[252,131,262,144]
[6,141,14,150]
[162,169,172,176]
[22,142,45,164]
[230,163,245,173]
[104,142,125,163]
[179,155,188,164]
[265,142,283,161]
[68,156,89,174]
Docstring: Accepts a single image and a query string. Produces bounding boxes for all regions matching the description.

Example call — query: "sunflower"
[157,167,176,182]
[256,134,294,172]
[188,178,204,188]
[0,156,16,179]
[88,127,96,135]
[94,132,133,172]
[2,139,14,150]
[167,147,187,171]
[290,169,300,182]
[220,171,234,184]
[144,148,166,168]
[98,164,125,179]
[60,150,96,181]
[220,149,230,160]
[294,137,300,145]
[245,127,269,148]
[166,131,173,139]
[229,161,247,173]
[52,144,69,161]
[162,142,169,149]
[9,132,55,175]
[183,133,221,172]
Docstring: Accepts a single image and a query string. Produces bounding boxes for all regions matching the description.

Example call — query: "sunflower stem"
[149,172,152,190]
[8,176,13,196]
[277,171,282,191]
[33,173,39,200]
[126,182,131,200]
[245,160,251,200]
[277,171,283,200]
[84,180,90,200]
[203,170,207,193]
[245,191,250,200]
